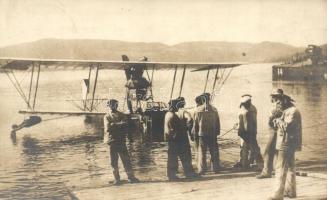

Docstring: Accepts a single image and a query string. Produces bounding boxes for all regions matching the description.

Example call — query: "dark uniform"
[103,110,137,183]
[164,99,198,180]
[193,103,221,174]
[176,108,198,178]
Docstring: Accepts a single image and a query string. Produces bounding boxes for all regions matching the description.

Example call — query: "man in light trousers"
[257,89,283,178]
[268,93,302,200]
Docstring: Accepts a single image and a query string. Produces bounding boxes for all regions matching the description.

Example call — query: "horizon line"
[1,37,323,49]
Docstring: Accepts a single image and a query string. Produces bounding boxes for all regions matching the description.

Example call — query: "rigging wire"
[18,68,31,86]
[5,71,30,107]
[216,68,233,93]
[11,71,29,103]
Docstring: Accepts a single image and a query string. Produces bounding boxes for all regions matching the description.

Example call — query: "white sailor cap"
[240,94,252,103]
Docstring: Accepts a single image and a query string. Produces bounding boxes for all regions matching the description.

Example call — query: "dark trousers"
[197,136,220,173]
[261,131,277,175]
[167,140,196,178]
[240,136,263,168]
[109,143,134,180]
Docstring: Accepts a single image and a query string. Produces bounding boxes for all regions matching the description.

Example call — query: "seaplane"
[0,56,243,141]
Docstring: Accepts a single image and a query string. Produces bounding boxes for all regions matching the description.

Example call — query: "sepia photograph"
[0,0,326,199]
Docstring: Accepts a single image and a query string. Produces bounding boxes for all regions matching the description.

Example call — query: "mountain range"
[0,38,324,62]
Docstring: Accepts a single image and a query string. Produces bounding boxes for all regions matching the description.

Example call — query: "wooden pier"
[72,170,327,200]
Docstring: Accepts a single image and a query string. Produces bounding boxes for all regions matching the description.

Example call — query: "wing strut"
[169,65,178,102]
[83,65,92,110]
[27,64,35,108]
[90,63,100,111]
[203,68,210,93]
[212,67,219,94]
[178,65,186,97]
[145,65,154,101]
[32,63,41,110]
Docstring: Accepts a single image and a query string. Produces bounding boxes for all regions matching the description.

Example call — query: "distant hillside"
[0,39,305,62]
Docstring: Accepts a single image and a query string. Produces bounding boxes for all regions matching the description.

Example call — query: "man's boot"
[112,170,121,186]
[112,179,121,186]
[256,173,271,179]
[128,176,140,183]
[127,172,140,183]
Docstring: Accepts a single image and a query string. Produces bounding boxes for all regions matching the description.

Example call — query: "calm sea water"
[0,63,326,199]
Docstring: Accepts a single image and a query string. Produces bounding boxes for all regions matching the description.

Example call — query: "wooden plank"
[73,173,327,200]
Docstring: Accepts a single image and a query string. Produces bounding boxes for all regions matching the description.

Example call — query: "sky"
[0,0,326,47]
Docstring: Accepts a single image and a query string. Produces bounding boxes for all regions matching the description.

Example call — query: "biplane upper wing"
[0,57,244,71]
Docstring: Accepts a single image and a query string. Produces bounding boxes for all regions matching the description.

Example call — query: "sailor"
[268,93,302,200]
[124,56,150,113]
[193,93,221,174]
[103,99,139,185]
[175,97,199,178]
[257,89,284,179]
[192,95,204,151]
[164,98,198,181]
[235,94,263,169]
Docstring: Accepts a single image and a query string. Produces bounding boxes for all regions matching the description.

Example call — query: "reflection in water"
[273,82,322,103]
[302,83,322,103]
[10,131,17,146]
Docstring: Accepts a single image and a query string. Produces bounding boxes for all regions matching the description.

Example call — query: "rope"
[217,127,237,138]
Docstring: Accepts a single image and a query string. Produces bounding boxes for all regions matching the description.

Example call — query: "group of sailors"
[103,88,302,200]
